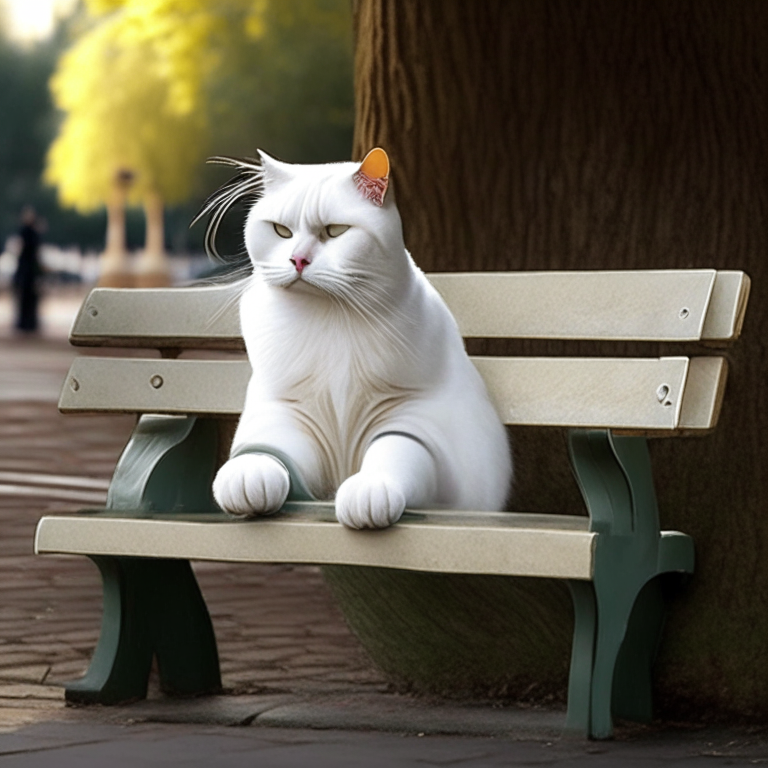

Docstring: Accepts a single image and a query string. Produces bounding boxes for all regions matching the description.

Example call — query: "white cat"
[210,148,512,529]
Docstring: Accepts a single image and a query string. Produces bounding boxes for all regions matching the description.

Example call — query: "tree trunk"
[98,175,133,288]
[327,0,768,722]
[135,190,171,288]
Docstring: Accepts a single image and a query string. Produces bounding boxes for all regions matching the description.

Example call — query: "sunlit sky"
[1,0,77,42]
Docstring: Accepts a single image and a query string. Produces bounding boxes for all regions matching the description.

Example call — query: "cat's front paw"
[335,472,406,529]
[213,454,290,517]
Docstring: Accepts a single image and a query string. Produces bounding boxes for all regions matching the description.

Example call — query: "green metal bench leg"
[611,576,666,724]
[66,557,156,704]
[587,594,635,739]
[565,577,662,738]
[66,556,221,705]
[565,580,597,736]
[565,429,679,738]
[153,559,222,697]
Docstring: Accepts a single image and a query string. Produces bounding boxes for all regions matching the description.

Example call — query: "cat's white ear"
[354,148,390,207]
[257,150,294,187]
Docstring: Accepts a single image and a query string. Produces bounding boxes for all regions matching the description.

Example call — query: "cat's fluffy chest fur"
[211,148,512,528]
[238,270,457,498]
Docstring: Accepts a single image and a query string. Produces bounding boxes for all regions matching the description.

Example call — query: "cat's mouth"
[263,270,306,289]
[259,266,328,298]
[282,273,325,297]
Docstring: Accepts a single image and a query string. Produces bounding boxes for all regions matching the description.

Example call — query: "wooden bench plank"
[59,355,728,432]
[68,270,749,350]
[430,270,715,341]
[676,357,729,432]
[699,271,751,343]
[475,356,695,431]
[35,505,598,580]
[70,285,244,350]
[61,357,251,416]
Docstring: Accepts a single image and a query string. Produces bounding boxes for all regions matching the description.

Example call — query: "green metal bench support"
[106,414,222,513]
[564,430,694,738]
[66,415,222,704]
[67,556,221,704]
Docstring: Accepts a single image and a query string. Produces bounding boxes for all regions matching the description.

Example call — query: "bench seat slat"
[59,355,728,432]
[68,270,749,349]
[35,504,598,580]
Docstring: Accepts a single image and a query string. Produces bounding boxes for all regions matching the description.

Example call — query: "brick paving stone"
[222,671,294,687]
[45,661,90,683]
[0,653,49,668]
[283,665,351,678]
[234,649,299,664]
[0,666,51,684]
[0,697,65,711]
[0,685,62,700]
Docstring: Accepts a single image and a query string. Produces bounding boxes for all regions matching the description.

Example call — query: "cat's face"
[244,149,408,302]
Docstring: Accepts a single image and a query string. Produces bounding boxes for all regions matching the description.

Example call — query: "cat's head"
[199,149,410,302]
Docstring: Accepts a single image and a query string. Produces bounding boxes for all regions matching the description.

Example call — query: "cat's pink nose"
[290,256,311,274]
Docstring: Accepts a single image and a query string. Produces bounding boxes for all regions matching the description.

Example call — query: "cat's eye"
[273,223,293,239]
[325,224,350,238]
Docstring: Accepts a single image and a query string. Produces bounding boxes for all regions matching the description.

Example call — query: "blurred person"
[13,206,43,333]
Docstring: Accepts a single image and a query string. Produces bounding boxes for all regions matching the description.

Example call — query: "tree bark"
[327,0,768,722]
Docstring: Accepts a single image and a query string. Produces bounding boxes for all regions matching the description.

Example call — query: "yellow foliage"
[84,0,127,15]
[46,2,220,212]
[45,0,354,212]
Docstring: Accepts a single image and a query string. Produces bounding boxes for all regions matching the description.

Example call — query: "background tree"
[0,12,108,252]
[208,0,355,163]
[43,0,354,277]
[45,3,214,285]
[324,0,768,724]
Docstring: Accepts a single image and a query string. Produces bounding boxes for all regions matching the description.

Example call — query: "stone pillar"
[134,190,172,288]
[98,169,134,288]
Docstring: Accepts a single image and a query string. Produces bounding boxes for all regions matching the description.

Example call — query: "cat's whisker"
[267,275,299,289]
[193,156,265,263]
[204,275,254,331]
[357,305,416,362]
[250,261,300,289]
[330,270,416,331]
[332,278,416,349]
[351,282,416,331]
[309,275,371,325]
[322,278,416,361]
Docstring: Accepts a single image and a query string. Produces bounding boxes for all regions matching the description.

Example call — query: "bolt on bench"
[34,269,749,739]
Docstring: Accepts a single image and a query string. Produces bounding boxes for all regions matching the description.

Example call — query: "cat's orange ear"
[354,148,390,207]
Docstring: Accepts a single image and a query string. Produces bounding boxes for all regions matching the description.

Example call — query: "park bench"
[34,269,749,739]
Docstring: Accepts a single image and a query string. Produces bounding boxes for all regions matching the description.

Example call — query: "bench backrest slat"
[429,270,744,342]
[59,355,728,432]
[70,284,244,350]
[69,270,749,349]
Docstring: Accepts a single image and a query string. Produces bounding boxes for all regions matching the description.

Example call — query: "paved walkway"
[1,288,768,765]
